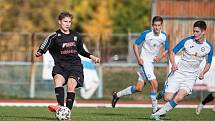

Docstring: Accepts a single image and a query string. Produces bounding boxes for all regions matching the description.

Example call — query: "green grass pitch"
[0,107,214,121]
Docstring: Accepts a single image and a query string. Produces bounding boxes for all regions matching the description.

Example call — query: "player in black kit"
[35,12,100,118]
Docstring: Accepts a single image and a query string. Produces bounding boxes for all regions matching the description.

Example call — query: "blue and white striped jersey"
[173,36,214,73]
[135,30,169,61]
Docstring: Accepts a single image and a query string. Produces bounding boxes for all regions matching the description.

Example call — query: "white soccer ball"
[55,106,71,120]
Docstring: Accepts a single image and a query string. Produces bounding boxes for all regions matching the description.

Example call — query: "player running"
[151,20,214,120]
[112,16,169,114]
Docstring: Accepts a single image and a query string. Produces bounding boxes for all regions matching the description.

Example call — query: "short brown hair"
[58,11,73,20]
[193,20,207,30]
[152,16,163,24]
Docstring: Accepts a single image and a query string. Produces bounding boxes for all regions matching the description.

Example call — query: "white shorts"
[137,61,156,82]
[165,70,198,94]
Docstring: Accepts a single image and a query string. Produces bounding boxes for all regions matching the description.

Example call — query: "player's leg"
[196,92,215,115]
[212,105,215,112]
[66,78,77,110]
[149,79,158,113]
[150,92,174,121]
[112,80,145,108]
[48,74,66,112]
[152,89,187,118]
[157,71,174,100]
[150,72,180,120]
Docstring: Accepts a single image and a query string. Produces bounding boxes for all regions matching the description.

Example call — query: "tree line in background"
[0,0,151,34]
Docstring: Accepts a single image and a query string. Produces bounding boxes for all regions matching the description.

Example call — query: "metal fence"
[0,32,209,101]
[0,32,169,99]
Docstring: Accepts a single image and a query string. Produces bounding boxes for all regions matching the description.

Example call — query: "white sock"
[150,92,158,113]
[117,85,135,97]
[154,99,177,116]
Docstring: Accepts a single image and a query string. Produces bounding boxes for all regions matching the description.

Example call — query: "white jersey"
[135,30,169,62]
[173,36,213,73]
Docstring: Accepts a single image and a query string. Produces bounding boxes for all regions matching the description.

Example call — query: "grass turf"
[0,107,214,121]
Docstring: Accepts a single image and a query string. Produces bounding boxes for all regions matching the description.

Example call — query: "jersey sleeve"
[77,33,91,58]
[37,32,56,54]
[134,30,150,45]
[206,41,214,64]
[173,36,192,54]
[162,32,169,51]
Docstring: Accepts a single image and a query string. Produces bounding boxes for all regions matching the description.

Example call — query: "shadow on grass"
[0,115,56,121]
[131,115,171,121]
[91,112,128,116]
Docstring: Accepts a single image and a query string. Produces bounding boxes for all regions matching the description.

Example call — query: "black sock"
[55,87,64,106]
[66,92,75,110]
[202,93,214,105]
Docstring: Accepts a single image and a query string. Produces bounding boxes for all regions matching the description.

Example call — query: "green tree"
[0,0,151,33]
[112,0,151,33]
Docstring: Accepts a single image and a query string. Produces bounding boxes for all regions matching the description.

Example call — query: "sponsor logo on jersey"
[62,42,76,48]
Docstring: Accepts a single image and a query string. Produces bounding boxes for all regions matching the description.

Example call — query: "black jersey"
[37,29,91,66]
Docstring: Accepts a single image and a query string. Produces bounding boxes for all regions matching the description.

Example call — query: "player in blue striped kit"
[112,16,169,114]
[151,20,214,120]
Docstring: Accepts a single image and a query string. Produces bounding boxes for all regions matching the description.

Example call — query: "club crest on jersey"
[57,33,61,36]
[74,36,77,41]
[201,47,205,52]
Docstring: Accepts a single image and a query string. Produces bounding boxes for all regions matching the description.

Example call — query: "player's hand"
[90,55,100,63]
[171,63,178,72]
[153,56,161,62]
[198,72,204,80]
[137,58,144,65]
[35,51,42,57]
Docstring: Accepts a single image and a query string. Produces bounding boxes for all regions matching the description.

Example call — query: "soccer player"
[35,11,100,119]
[112,16,169,114]
[151,20,214,121]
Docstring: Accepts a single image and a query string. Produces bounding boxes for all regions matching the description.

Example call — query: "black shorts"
[52,64,84,88]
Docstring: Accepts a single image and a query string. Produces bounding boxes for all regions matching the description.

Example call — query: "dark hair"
[58,11,73,20]
[193,20,207,30]
[152,16,163,24]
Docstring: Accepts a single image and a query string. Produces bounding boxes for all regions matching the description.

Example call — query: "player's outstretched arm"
[89,55,100,63]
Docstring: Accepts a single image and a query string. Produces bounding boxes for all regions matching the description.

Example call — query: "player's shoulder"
[182,35,194,42]
[161,31,167,36]
[160,31,168,39]
[70,30,81,36]
[205,39,214,49]
[46,31,58,40]
[141,29,152,35]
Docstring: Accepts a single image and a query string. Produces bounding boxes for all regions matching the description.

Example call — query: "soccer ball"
[55,106,71,120]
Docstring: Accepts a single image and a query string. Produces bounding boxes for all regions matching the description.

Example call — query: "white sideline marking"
[0,102,213,108]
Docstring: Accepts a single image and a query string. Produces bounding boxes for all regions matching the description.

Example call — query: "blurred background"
[0,0,215,102]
